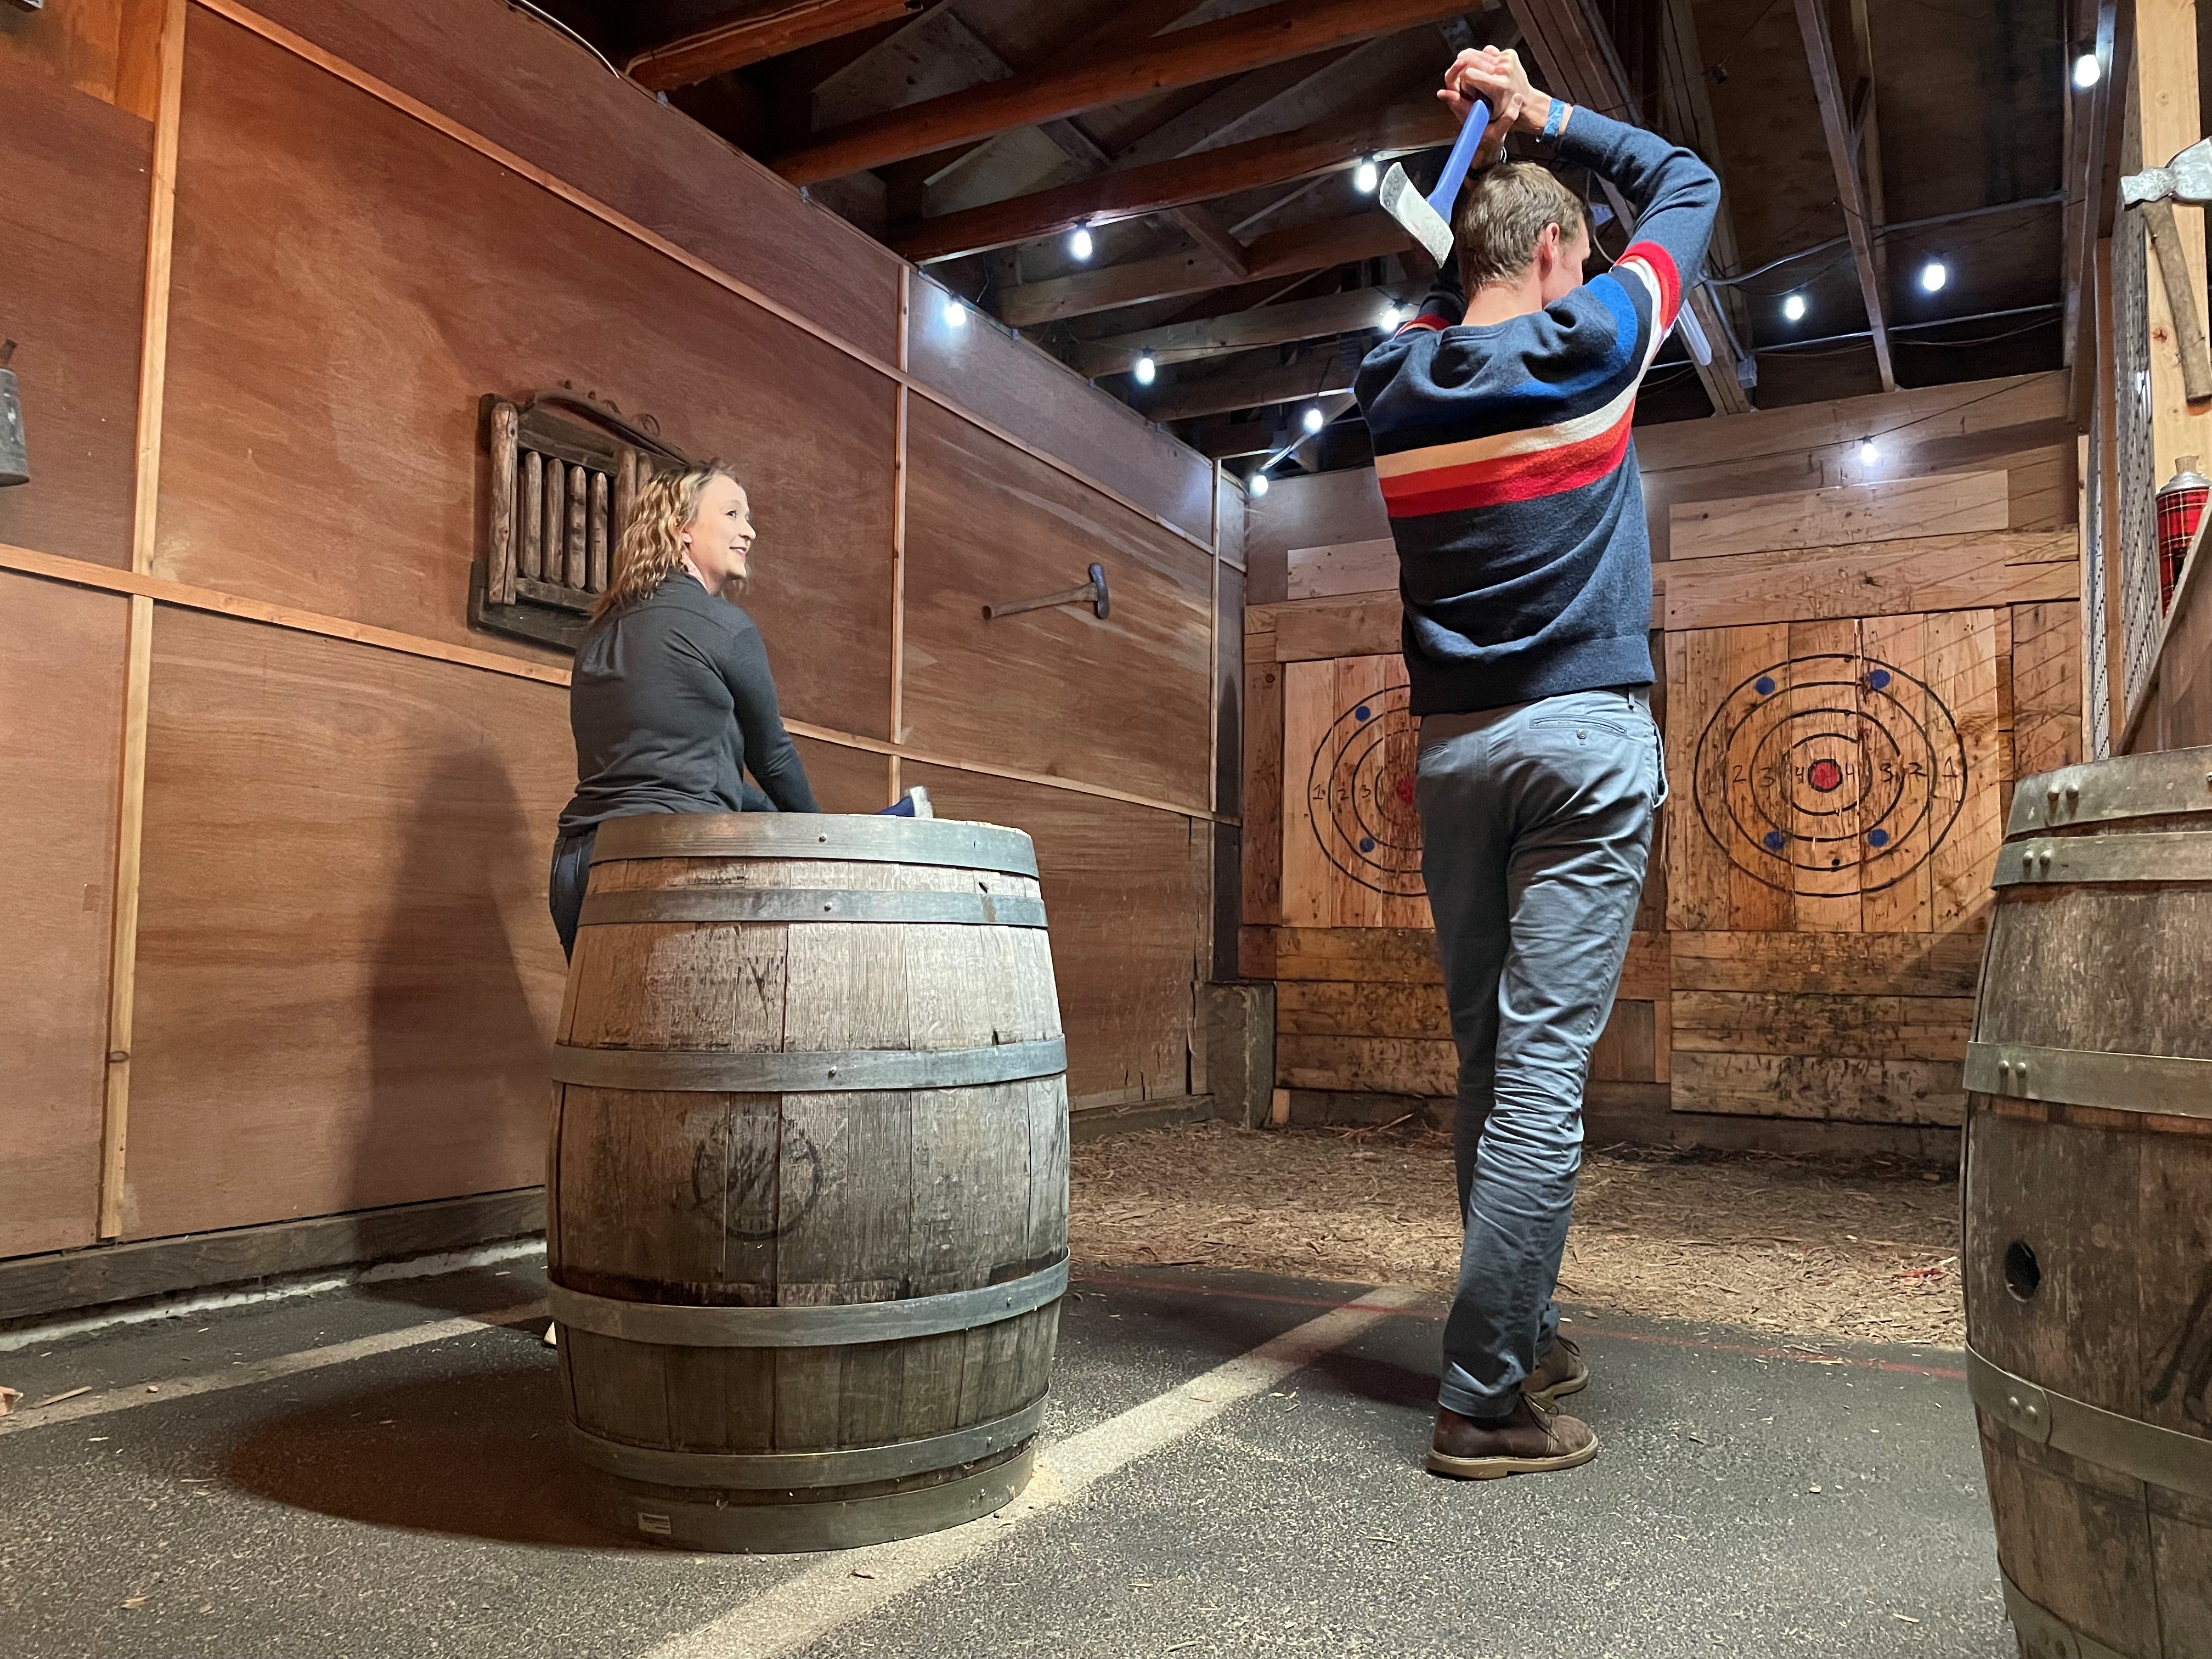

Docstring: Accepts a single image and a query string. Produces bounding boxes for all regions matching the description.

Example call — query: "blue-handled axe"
[1376,99,1712,366]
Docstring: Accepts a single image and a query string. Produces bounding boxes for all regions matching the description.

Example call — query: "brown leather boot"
[1523,1334,1588,1407]
[1426,1395,1599,1479]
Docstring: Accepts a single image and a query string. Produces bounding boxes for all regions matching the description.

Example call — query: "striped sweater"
[1353,108,1719,715]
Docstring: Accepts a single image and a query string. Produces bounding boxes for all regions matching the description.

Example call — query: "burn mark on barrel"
[695,1115,821,1242]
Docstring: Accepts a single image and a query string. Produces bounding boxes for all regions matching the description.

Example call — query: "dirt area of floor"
[1069,1122,1963,1348]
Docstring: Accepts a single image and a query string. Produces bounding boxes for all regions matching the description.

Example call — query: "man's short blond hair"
[1452,161,1592,291]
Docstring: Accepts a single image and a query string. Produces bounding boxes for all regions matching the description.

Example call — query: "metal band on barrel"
[589,814,1039,878]
[579,888,1047,928]
[1990,831,2212,887]
[2008,750,2212,834]
[566,1396,1048,1489]
[1999,1570,2130,1659]
[551,1038,1065,1093]
[1963,1042,2212,1119]
[548,1257,1068,1348]
[1968,1347,2212,1501]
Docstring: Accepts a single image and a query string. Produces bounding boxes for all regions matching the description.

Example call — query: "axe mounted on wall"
[2123,139,2212,402]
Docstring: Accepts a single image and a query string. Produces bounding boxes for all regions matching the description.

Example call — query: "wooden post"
[544,457,566,588]
[488,401,519,603]
[588,467,611,592]
[613,447,637,564]
[521,448,544,580]
[101,0,187,1240]
[889,263,910,804]
[566,461,589,589]
[2137,0,2211,469]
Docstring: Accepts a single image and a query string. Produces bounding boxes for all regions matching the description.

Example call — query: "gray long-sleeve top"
[557,571,819,834]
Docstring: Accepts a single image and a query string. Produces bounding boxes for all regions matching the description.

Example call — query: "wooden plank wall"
[0,1,1232,1265]
[1243,455,2082,1142]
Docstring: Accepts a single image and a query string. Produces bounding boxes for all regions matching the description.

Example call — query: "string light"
[1133,354,1157,385]
[941,297,967,328]
[1384,302,1413,327]
[1782,293,1808,323]
[2072,53,2102,89]
[1069,224,1094,261]
[1353,158,1380,193]
[1302,406,1327,433]
[1247,472,1271,498]
[1919,259,1949,294]
[1859,440,1880,465]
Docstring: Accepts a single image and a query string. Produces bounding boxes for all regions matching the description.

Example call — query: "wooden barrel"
[546,813,1069,1553]
[1965,746,2212,1658]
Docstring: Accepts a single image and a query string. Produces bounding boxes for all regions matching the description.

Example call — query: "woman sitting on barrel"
[548,460,817,958]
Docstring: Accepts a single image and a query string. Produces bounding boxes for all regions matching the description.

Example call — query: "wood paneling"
[0,56,151,571]
[793,736,893,814]
[1286,538,1398,600]
[158,12,898,739]
[1663,532,2076,630]
[238,0,902,363]
[1669,1052,1963,1126]
[1667,472,2010,559]
[905,278,1214,547]
[0,0,165,117]
[1670,930,1985,996]
[901,398,1211,811]
[1280,655,1428,930]
[901,764,1200,1109]
[0,575,129,1256]
[124,611,572,1238]
[2011,600,2084,781]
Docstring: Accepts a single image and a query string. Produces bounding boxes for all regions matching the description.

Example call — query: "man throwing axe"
[1353,48,1718,1477]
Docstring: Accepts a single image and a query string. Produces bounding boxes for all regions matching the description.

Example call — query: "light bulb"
[1782,292,1808,323]
[2073,53,2101,89]
[1384,302,1412,328]
[1302,406,1326,434]
[941,297,967,329]
[1919,259,1948,294]
[1859,440,1880,465]
[1069,225,1094,261]
[1133,354,1156,385]
[1247,471,1271,498]
[1353,158,1379,194]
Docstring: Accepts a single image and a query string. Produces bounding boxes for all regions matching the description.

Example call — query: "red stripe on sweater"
[1396,311,1453,337]
[1618,240,1680,328]
[1379,415,1634,517]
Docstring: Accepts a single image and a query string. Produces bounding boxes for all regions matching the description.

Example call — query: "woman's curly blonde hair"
[591,459,746,620]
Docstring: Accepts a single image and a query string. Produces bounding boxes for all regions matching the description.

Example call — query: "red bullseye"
[1807,758,1844,793]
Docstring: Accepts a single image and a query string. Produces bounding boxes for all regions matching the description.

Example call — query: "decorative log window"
[471,393,686,652]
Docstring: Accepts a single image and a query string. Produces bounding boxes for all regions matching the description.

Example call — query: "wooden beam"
[627,0,926,92]
[2063,0,2127,421]
[771,0,1469,186]
[1001,212,1412,328]
[2137,0,2212,469]
[890,100,1455,263]
[1071,287,1411,376]
[1137,353,1356,423]
[1793,0,1895,391]
[1506,0,1756,414]
[1182,415,1294,459]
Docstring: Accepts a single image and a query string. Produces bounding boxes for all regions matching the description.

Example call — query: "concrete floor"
[0,1258,2013,1659]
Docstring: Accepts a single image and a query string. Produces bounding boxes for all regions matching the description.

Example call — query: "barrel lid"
[590,812,1040,878]
[2008,744,2212,836]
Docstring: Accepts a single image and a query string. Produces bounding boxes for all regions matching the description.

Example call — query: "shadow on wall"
[359,745,561,1317]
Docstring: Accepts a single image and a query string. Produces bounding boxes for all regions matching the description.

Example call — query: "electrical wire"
[506,0,623,78]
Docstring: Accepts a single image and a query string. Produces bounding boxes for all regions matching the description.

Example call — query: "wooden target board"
[1667,613,2004,936]
[1282,655,1431,928]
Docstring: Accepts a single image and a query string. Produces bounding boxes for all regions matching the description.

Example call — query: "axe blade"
[1380,162,1455,267]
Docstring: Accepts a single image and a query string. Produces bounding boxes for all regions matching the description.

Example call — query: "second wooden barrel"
[1965,746,2212,1657]
[547,812,1069,1553]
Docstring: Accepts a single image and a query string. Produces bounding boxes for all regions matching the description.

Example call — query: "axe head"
[1380,161,1455,268]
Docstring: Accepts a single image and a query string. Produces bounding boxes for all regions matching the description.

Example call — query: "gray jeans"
[1415,686,1663,1418]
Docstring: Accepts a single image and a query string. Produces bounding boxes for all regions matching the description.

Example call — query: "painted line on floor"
[641,1285,1428,1659]
[0,1301,548,1439]
[1072,1272,1968,1381]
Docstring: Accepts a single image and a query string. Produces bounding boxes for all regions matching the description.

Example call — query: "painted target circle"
[1693,654,1966,895]
[1305,681,1425,896]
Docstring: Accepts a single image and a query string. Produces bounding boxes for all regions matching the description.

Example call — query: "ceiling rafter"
[1069,285,1413,376]
[769,0,1471,186]
[627,0,926,92]
[891,100,1453,264]
[1792,0,1895,391]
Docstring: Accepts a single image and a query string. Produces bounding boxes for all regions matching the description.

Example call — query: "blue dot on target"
[1763,830,1787,851]
[1358,836,1375,853]
[1868,668,1892,689]
[1355,705,1371,721]
[1754,676,1776,696]
[1867,828,1891,848]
